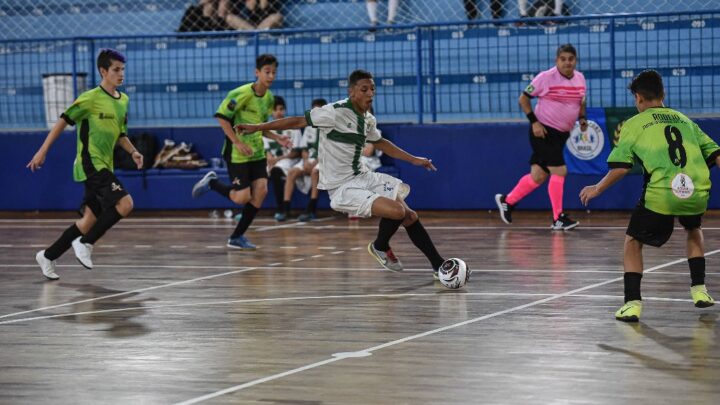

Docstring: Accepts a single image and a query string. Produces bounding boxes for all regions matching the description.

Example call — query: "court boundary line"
[174,249,720,404]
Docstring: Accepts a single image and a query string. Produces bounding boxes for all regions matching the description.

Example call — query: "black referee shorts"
[626,205,702,247]
[80,169,129,217]
[226,159,268,190]
[528,124,570,172]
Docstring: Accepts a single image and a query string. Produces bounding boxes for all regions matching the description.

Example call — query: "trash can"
[42,73,87,129]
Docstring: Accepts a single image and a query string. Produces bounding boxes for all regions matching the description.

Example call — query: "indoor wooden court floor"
[1,210,719,404]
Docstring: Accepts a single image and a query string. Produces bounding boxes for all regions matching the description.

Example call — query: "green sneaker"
[691,285,715,308]
[615,300,642,322]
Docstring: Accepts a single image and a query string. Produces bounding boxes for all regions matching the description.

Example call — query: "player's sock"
[624,272,643,302]
[689,257,705,286]
[44,223,83,260]
[231,203,259,238]
[270,167,285,207]
[506,174,541,205]
[548,175,565,221]
[282,200,291,215]
[405,220,445,270]
[209,179,232,199]
[307,198,318,215]
[80,207,123,245]
[374,217,403,251]
[366,1,378,24]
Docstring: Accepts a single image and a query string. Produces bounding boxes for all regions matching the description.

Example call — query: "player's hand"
[579,118,589,132]
[131,151,144,169]
[276,134,293,149]
[234,123,261,135]
[412,157,437,171]
[579,185,600,206]
[26,150,47,172]
[532,122,547,138]
[234,141,253,156]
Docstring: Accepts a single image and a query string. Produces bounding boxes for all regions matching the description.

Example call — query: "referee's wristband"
[526,112,539,124]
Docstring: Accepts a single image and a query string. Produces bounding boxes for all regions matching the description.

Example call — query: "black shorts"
[528,124,570,172]
[626,205,702,247]
[226,159,268,190]
[80,169,129,217]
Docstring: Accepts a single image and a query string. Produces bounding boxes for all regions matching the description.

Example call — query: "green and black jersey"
[215,83,274,164]
[61,86,129,182]
[608,107,720,215]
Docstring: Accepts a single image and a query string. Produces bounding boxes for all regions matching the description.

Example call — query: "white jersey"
[306,98,381,190]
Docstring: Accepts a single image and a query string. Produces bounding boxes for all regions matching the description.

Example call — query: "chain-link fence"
[0,1,718,40]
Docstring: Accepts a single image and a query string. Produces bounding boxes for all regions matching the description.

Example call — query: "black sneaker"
[494,194,514,224]
[551,213,579,231]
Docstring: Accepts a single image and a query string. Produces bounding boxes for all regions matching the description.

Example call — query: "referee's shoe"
[551,212,578,231]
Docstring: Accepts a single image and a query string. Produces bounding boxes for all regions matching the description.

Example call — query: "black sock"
[624,272,643,302]
[45,224,83,260]
[307,198,318,214]
[80,207,123,245]
[270,168,285,207]
[231,203,259,238]
[209,179,232,199]
[405,220,445,270]
[282,200,291,215]
[689,257,706,287]
[373,217,403,251]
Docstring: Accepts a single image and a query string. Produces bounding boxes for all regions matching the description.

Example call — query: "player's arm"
[579,167,630,205]
[372,138,436,171]
[519,92,547,139]
[579,97,588,131]
[237,116,308,134]
[216,117,253,156]
[116,136,144,169]
[26,119,68,172]
[262,129,294,149]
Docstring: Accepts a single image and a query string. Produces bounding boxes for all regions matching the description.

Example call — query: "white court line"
[290,258,305,262]
[134,245,152,248]
[0,266,260,320]
[317,247,336,250]
[101,245,117,248]
[280,246,298,249]
[170,245,188,249]
[331,251,344,255]
[310,255,324,259]
[205,246,224,249]
[0,291,699,326]
[174,249,720,404]
[350,247,362,251]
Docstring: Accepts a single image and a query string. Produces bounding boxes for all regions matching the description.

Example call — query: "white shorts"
[327,171,402,218]
[270,158,296,176]
[291,160,312,194]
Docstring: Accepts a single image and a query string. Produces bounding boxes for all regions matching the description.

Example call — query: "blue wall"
[4,119,720,212]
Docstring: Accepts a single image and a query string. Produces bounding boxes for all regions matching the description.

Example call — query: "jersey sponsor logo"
[98,112,116,120]
[111,182,123,192]
[567,120,604,161]
[671,173,694,199]
[227,99,237,111]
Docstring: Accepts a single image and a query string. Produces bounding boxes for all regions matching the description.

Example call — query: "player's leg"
[73,171,132,269]
[298,167,319,222]
[400,199,445,279]
[367,196,406,272]
[547,164,577,230]
[268,166,285,219]
[281,167,302,221]
[228,161,268,249]
[616,207,673,322]
[495,164,545,224]
[681,215,714,308]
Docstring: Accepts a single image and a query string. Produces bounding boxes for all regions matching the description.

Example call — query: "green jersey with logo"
[215,83,274,163]
[62,86,129,182]
[608,107,720,215]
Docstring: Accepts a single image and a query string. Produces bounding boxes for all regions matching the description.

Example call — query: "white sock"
[388,0,399,23]
[554,0,563,16]
[366,1,378,24]
[518,0,528,16]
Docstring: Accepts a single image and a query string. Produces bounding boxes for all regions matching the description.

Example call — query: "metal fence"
[0,10,718,130]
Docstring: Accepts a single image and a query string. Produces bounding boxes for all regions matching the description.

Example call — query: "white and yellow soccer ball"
[438,258,470,289]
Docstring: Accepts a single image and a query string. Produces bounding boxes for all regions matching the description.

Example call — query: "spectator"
[518,0,566,18]
[219,0,283,31]
[366,0,399,28]
[178,0,230,32]
[464,1,504,20]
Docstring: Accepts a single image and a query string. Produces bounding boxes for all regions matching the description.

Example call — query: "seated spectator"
[219,0,283,31]
[366,0,399,28]
[178,0,230,32]
[518,0,567,18]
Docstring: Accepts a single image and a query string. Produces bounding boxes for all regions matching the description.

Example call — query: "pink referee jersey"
[524,66,586,132]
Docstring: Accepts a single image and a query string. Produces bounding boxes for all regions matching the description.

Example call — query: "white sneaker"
[72,237,93,269]
[35,250,59,280]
